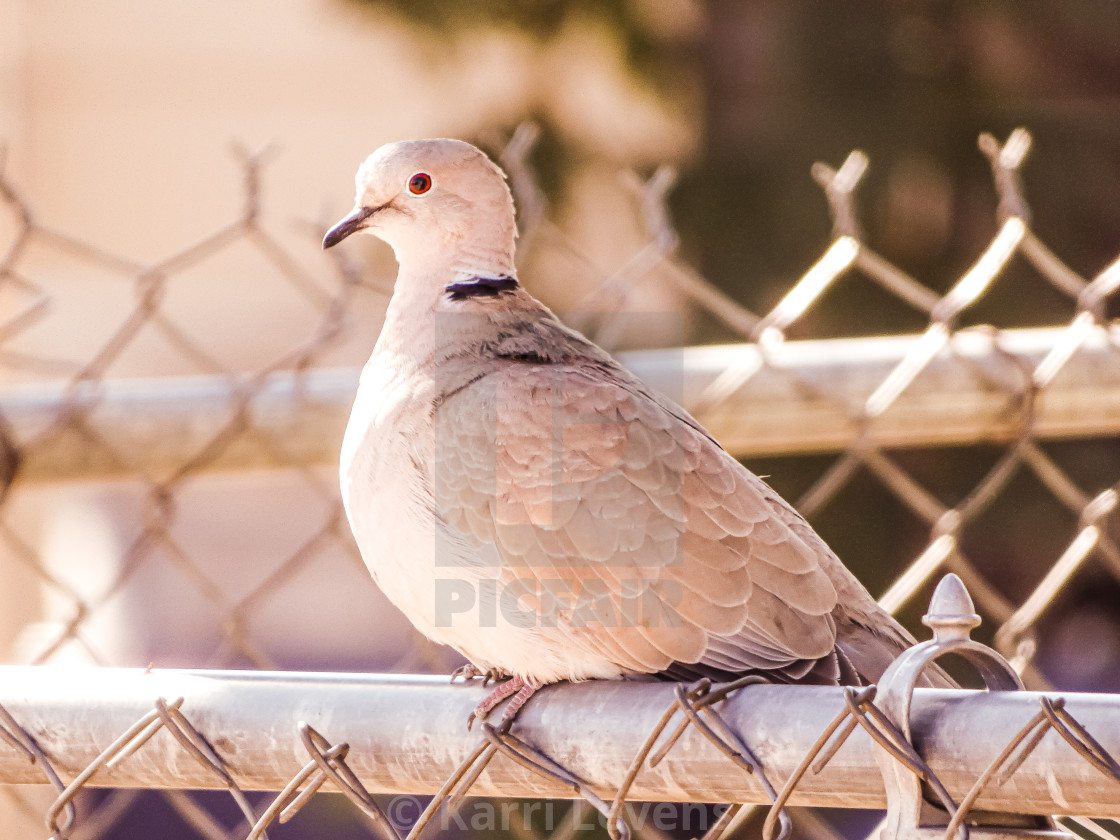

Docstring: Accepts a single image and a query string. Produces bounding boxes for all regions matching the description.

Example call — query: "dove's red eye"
[409,173,432,194]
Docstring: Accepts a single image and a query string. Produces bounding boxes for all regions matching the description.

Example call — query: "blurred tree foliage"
[350,0,692,82]
[674,1,1120,339]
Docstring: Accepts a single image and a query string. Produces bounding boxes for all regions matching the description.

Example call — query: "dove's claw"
[451,663,481,683]
[465,674,541,730]
[451,664,511,686]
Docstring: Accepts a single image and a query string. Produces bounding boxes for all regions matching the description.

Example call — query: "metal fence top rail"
[1,665,1118,817]
[5,323,1118,481]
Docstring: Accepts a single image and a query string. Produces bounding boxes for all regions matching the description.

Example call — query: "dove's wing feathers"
[432,301,884,685]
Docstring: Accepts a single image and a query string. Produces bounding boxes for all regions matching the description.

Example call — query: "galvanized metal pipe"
[5,325,1118,481]
[0,667,1117,816]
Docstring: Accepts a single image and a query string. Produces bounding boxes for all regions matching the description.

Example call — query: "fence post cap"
[922,574,982,642]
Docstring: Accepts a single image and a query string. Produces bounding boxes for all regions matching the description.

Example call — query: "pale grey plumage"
[325,139,952,716]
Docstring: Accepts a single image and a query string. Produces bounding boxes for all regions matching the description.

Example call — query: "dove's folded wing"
[435,356,846,683]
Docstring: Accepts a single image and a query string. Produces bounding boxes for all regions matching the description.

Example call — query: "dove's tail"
[835,610,960,689]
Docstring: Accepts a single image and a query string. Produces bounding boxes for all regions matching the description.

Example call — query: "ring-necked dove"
[324,138,952,727]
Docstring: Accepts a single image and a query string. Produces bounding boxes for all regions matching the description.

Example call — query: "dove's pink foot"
[468,675,541,729]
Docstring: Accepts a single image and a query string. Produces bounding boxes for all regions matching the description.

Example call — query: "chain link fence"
[0,126,1118,839]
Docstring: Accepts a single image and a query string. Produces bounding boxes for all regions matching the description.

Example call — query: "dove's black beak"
[323,206,376,249]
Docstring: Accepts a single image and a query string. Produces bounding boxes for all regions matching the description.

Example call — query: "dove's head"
[323,139,518,280]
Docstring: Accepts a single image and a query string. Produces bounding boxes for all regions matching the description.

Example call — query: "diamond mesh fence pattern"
[0,127,1118,840]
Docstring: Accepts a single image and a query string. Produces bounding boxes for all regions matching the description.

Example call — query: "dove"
[324,138,953,727]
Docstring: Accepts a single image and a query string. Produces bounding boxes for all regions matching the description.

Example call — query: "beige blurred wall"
[0,0,696,377]
[0,0,693,258]
[1,0,539,260]
[0,0,540,381]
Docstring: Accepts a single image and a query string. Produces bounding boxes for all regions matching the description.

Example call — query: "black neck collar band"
[445,275,519,300]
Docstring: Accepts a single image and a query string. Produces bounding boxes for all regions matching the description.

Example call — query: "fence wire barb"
[0,701,72,835]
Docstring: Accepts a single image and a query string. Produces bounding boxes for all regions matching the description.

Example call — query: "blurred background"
[1,0,1119,837]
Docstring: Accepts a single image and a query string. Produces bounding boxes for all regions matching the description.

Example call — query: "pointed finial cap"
[922,573,982,642]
